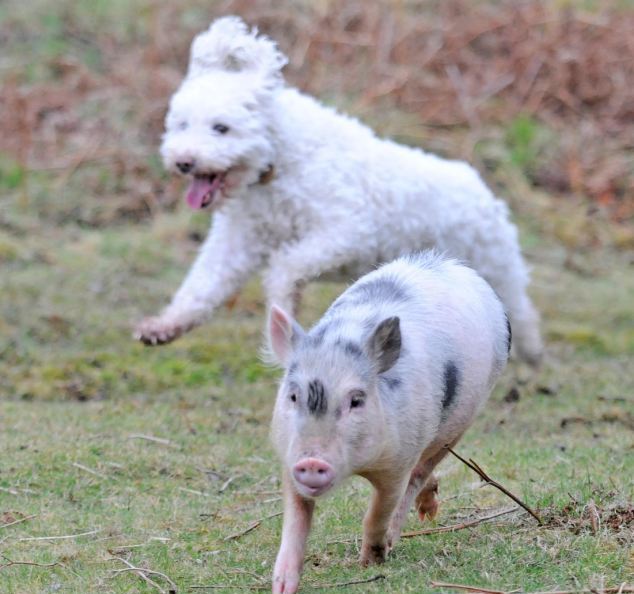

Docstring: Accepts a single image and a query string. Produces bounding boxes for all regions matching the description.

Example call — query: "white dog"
[135,16,543,366]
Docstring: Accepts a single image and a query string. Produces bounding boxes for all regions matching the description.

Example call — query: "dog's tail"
[187,16,288,86]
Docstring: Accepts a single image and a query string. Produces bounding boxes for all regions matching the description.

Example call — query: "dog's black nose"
[177,161,193,174]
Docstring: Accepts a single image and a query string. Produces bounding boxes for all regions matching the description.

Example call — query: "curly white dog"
[135,16,543,366]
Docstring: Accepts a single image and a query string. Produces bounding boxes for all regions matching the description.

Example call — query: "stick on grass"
[18,528,101,542]
[0,554,65,572]
[223,511,282,542]
[446,446,543,524]
[429,581,634,594]
[0,514,37,530]
[128,434,172,445]
[72,462,109,479]
[109,556,177,593]
[429,581,511,594]
[401,506,518,538]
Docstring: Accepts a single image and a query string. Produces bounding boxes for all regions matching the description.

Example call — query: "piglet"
[267,253,511,594]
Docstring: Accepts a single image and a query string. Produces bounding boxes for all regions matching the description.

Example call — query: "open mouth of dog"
[185,172,227,209]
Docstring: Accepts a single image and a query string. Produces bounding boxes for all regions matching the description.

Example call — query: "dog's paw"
[133,316,187,346]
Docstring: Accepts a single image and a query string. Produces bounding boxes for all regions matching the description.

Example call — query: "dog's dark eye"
[289,393,297,403]
[350,391,365,409]
[213,123,229,134]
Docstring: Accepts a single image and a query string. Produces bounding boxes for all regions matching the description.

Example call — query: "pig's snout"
[292,458,334,496]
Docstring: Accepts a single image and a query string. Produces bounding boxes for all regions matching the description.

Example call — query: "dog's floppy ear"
[187,16,287,88]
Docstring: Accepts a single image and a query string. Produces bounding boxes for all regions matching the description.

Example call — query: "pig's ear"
[267,305,304,366]
[368,317,401,373]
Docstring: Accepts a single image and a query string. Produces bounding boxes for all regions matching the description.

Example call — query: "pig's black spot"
[441,361,460,414]
[348,276,409,305]
[307,379,327,417]
[380,375,401,391]
[309,324,328,344]
[335,339,363,359]
[505,314,512,354]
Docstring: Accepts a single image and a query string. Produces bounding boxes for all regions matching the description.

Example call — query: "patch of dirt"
[544,498,634,537]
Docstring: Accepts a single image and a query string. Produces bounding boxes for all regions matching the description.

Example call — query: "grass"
[1,0,633,592]
[1,210,632,593]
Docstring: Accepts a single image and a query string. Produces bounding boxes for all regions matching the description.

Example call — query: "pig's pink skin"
[385,438,460,549]
[268,254,511,591]
[273,474,314,594]
[359,471,410,566]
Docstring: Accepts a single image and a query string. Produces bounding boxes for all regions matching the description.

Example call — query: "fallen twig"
[219,476,236,493]
[446,447,543,524]
[178,487,208,497]
[0,514,37,530]
[223,511,283,542]
[311,574,386,588]
[19,528,101,542]
[402,506,518,538]
[109,555,177,593]
[0,554,65,572]
[429,581,634,594]
[128,433,172,445]
[526,586,633,594]
[430,581,509,593]
[72,462,108,479]
[223,521,261,542]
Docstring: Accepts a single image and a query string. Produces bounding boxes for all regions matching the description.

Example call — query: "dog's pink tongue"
[186,177,217,209]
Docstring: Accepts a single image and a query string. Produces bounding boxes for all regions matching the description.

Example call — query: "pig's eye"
[349,391,365,409]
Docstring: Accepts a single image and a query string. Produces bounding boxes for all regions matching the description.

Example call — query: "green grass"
[1,0,633,591]
[0,209,632,593]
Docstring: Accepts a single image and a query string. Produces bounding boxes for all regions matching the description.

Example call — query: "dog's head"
[160,17,287,209]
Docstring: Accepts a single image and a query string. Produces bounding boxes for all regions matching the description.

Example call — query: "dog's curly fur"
[135,16,542,366]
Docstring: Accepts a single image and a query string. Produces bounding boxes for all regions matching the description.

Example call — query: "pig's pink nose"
[293,458,334,490]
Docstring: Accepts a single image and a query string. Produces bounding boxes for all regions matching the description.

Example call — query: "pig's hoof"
[415,476,439,522]
[133,316,185,346]
[360,542,387,566]
[272,568,301,594]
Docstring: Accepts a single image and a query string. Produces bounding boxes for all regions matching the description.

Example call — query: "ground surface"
[1,1,633,593]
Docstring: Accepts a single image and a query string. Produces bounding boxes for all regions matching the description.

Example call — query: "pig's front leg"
[135,215,263,346]
[273,474,315,594]
[360,474,410,566]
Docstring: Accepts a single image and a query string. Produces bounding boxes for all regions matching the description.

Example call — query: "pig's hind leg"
[415,474,439,521]
[386,440,459,549]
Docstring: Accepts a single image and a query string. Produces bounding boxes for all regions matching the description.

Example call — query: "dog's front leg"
[135,215,263,345]
[263,234,355,315]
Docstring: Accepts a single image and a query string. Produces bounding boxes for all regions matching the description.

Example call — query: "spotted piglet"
[267,253,511,594]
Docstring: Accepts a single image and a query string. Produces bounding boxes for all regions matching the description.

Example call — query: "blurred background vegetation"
[1,0,632,240]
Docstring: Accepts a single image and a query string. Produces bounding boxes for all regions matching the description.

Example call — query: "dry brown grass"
[1,0,633,226]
